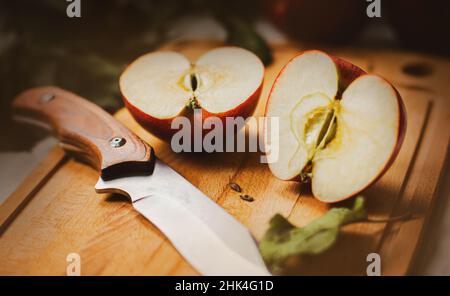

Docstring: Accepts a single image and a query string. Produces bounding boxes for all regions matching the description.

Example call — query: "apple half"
[265,50,406,203]
[120,47,264,140]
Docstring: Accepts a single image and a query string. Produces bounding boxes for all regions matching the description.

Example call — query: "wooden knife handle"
[12,86,154,180]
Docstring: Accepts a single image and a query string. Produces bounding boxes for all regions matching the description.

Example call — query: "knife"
[12,86,270,276]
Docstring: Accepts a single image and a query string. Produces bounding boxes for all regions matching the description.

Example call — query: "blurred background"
[0,0,449,274]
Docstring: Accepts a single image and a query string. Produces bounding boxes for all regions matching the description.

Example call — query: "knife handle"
[12,86,154,180]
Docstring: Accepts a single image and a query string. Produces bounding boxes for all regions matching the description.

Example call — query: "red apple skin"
[264,50,407,202]
[122,97,175,141]
[123,82,263,142]
[332,56,366,88]
[369,85,407,186]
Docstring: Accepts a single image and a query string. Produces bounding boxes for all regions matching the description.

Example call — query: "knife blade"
[96,159,270,275]
[12,86,270,276]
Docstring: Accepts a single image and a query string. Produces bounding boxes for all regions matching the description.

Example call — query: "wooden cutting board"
[0,41,449,275]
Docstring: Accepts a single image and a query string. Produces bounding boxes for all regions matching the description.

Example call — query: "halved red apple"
[265,50,406,203]
[120,47,264,141]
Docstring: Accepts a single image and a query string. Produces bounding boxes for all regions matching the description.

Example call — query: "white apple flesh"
[120,47,264,141]
[265,51,406,203]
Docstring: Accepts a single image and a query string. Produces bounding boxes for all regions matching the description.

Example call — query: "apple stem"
[299,162,313,183]
[186,97,200,111]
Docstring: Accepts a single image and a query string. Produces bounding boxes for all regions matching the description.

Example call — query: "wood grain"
[0,42,448,275]
[12,86,154,180]
[0,147,66,234]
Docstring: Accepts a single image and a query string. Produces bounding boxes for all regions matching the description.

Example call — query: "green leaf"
[259,196,367,271]
[219,16,273,66]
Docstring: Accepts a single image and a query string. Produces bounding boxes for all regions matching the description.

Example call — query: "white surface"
[0,137,56,205]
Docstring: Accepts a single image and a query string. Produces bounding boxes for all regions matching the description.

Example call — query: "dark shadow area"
[105,193,130,203]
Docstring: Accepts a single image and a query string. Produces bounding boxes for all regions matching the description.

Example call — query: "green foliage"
[259,196,367,273]
[220,16,273,65]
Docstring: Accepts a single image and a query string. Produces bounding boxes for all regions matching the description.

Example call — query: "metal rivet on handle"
[41,93,55,102]
[110,137,126,148]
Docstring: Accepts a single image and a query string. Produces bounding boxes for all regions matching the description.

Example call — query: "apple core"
[290,92,340,181]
